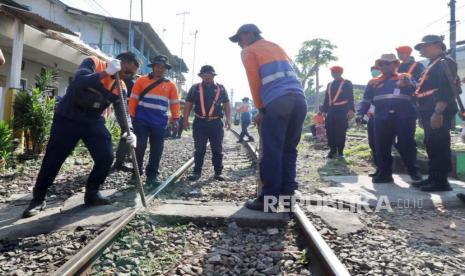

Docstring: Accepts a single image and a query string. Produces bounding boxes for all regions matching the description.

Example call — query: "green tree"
[293,39,337,111]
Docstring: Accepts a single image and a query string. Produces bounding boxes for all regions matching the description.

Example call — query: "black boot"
[372,173,394,183]
[213,174,226,181]
[457,193,465,204]
[84,183,110,205]
[188,172,201,181]
[369,169,380,178]
[408,171,423,182]
[420,175,452,192]
[245,197,279,212]
[248,137,255,142]
[412,177,432,188]
[22,188,47,218]
[326,149,337,159]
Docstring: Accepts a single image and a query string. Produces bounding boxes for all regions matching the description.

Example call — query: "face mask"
[371,69,381,78]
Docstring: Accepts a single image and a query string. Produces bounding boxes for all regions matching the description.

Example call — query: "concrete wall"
[0,50,74,96]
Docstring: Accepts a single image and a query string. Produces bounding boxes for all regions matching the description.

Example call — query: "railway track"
[51,128,349,275]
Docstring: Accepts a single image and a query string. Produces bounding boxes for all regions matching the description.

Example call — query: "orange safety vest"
[407,62,417,75]
[414,58,441,99]
[196,83,221,119]
[327,79,348,106]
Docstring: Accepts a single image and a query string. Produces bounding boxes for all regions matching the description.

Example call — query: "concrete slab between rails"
[0,189,138,241]
[304,205,365,235]
[149,200,290,227]
[318,174,465,210]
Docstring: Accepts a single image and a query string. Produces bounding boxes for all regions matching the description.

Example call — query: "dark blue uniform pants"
[134,120,165,178]
[367,117,377,166]
[374,113,417,175]
[260,93,307,199]
[239,119,253,140]
[35,114,114,191]
[420,111,453,181]
[114,136,130,166]
[325,111,348,154]
[193,118,224,175]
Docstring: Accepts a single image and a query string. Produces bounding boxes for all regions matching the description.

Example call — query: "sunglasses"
[122,69,136,77]
[378,61,395,66]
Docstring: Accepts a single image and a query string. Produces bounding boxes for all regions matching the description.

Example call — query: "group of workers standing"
[19,23,465,217]
[323,34,463,194]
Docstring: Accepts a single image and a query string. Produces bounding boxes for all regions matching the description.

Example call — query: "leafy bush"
[415,125,425,149]
[105,116,121,145]
[14,68,57,157]
[0,120,13,166]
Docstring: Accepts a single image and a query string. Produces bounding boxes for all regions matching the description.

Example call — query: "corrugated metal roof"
[58,0,111,16]
[0,4,77,35]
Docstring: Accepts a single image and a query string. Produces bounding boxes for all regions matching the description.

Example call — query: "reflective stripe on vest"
[197,83,221,118]
[414,58,441,98]
[328,80,346,106]
[407,62,417,75]
[261,71,296,85]
[415,89,438,98]
[373,94,412,101]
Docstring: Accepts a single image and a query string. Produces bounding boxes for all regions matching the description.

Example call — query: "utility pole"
[191,29,198,87]
[449,0,457,61]
[176,11,190,90]
[128,0,132,51]
[314,45,321,112]
[140,0,144,22]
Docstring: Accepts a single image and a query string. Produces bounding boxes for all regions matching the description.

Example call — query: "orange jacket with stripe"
[240,39,303,109]
[128,75,180,128]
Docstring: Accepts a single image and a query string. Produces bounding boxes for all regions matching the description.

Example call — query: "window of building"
[20,79,27,91]
[114,39,122,56]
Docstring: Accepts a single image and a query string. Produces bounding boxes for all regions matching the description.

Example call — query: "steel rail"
[229,127,350,276]
[53,156,194,276]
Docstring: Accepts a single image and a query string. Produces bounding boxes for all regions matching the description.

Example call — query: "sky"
[94,0,464,102]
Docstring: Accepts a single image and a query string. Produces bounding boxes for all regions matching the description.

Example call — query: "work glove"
[122,131,137,148]
[105,59,121,76]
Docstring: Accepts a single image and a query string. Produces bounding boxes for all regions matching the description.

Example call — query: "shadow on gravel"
[0,178,140,241]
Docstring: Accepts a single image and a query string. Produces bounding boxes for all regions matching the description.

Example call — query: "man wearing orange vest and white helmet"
[183,65,232,181]
[22,52,139,218]
[129,55,180,187]
[396,45,425,82]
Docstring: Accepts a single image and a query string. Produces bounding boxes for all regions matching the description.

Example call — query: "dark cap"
[147,55,172,69]
[198,65,217,76]
[242,97,250,102]
[229,24,262,43]
[414,35,446,51]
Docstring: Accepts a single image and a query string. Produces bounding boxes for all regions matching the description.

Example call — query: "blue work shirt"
[358,74,417,119]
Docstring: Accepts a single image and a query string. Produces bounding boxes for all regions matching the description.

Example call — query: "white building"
[0,0,187,120]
